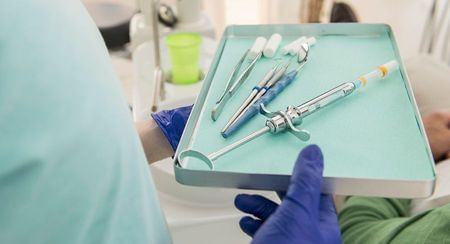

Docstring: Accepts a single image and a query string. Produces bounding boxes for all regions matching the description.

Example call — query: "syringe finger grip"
[249,37,267,59]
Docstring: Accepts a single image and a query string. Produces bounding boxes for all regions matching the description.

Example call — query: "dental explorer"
[179,60,400,169]
[220,63,282,133]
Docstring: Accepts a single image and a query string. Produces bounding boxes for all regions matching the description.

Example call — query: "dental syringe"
[179,60,399,169]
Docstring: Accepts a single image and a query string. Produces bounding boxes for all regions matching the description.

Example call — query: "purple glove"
[151,105,192,151]
[235,145,341,244]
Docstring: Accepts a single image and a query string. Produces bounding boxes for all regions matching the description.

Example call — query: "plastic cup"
[166,33,202,84]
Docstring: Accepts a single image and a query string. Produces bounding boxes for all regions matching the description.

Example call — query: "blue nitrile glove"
[151,105,192,151]
[234,145,341,244]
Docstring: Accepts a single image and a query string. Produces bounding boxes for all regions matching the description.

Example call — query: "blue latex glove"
[151,105,192,151]
[235,145,341,244]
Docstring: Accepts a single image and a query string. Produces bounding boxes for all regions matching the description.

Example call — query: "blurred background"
[83,0,439,58]
[80,0,449,109]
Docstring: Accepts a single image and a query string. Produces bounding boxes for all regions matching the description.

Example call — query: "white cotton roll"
[281,43,293,55]
[289,36,317,55]
[282,36,306,55]
[289,42,304,55]
[287,36,307,55]
[248,37,267,59]
[263,33,282,58]
[305,36,317,46]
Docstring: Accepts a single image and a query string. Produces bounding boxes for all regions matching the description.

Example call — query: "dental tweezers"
[211,50,262,121]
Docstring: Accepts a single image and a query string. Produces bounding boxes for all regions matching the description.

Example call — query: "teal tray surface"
[174,24,435,198]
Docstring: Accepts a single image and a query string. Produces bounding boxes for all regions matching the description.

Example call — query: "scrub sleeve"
[0,1,171,243]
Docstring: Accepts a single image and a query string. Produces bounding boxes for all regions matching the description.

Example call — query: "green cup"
[166,33,202,84]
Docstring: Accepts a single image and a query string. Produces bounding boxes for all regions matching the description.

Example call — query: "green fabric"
[339,197,450,243]
[0,0,171,243]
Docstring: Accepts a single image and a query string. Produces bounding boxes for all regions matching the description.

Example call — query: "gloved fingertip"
[293,144,324,178]
[234,194,278,220]
[299,144,323,163]
[239,216,263,237]
[240,216,255,225]
[234,194,251,208]
[284,145,325,209]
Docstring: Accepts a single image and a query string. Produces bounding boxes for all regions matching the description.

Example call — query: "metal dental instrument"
[151,0,164,112]
[221,63,282,134]
[179,60,400,170]
[211,51,262,121]
[213,50,248,108]
[221,62,289,134]
[222,43,310,137]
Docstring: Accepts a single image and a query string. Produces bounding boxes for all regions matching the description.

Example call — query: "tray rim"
[173,23,436,198]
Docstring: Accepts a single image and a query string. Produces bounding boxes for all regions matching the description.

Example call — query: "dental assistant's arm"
[136,105,192,164]
[136,120,174,163]
[339,197,450,243]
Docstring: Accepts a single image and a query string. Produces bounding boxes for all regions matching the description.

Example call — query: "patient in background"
[422,111,450,162]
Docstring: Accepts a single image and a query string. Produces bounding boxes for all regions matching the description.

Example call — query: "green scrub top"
[0,0,171,243]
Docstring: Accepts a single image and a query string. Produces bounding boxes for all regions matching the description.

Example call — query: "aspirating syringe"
[179,60,399,169]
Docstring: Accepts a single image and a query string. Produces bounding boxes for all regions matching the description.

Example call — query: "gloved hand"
[234,145,341,244]
[151,105,192,151]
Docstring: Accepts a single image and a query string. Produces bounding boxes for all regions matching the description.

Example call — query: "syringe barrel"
[294,82,356,118]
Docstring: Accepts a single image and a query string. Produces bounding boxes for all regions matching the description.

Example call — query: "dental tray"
[173,24,435,198]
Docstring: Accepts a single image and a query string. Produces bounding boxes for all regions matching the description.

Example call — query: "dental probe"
[179,60,399,170]
[221,63,280,134]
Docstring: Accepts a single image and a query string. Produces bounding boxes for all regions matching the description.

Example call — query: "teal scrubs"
[0,0,171,243]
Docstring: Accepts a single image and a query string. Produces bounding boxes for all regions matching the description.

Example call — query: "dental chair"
[406,0,450,214]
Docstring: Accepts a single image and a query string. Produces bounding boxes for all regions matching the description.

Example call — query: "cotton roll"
[289,36,317,55]
[263,34,282,58]
[285,36,307,54]
[289,42,305,55]
[249,37,267,59]
[305,36,317,46]
[281,43,293,55]
[282,36,306,55]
